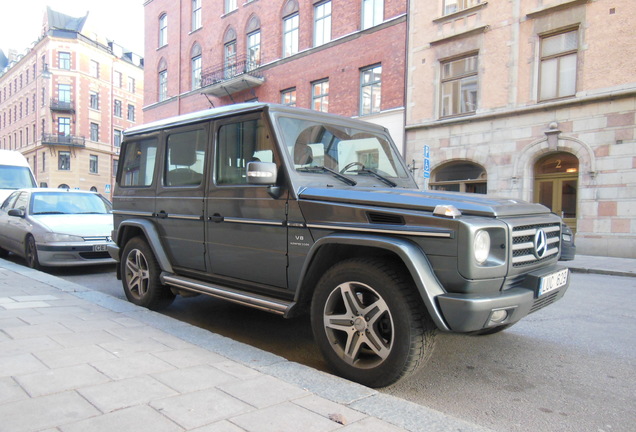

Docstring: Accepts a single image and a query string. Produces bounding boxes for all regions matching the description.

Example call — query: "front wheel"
[121,237,175,310]
[310,258,437,387]
[25,235,41,270]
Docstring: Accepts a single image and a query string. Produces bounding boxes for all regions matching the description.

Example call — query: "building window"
[247,31,261,70]
[443,0,481,15]
[114,99,122,117]
[430,161,487,194]
[59,52,71,70]
[89,91,99,110]
[58,117,70,136]
[58,84,71,104]
[225,0,237,14]
[283,13,299,58]
[314,1,332,47]
[191,55,202,90]
[42,152,46,172]
[90,123,100,142]
[159,14,168,47]
[90,60,99,78]
[127,104,135,122]
[281,88,296,106]
[539,29,578,101]
[224,40,237,78]
[192,0,202,31]
[58,151,71,171]
[159,69,168,101]
[362,0,383,29]
[114,71,122,87]
[312,79,329,112]
[114,129,122,148]
[360,64,382,115]
[89,155,99,174]
[128,77,136,93]
[440,54,478,118]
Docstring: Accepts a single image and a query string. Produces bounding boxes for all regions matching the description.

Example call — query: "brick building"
[0,7,144,195]
[142,0,408,150]
[405,0,636,258]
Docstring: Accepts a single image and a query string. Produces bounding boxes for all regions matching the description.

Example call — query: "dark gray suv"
[109,103,569,387]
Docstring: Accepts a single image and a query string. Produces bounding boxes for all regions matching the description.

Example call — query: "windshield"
[31,192,112,215]
[0,166,37,190]
[275,116,410,182]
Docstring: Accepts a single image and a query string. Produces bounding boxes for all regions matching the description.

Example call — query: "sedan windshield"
[31,192,112,215]
[275,115,410,184]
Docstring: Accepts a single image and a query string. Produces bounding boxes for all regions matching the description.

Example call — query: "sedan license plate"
[93,244,108,252]
[538,268,569,296]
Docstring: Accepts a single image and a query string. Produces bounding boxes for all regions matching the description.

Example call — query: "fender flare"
[297,233,450,331]
[116,219,174,274]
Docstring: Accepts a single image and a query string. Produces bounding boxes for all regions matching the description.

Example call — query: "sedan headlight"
[42,233,85,242]
[474,230,491,264]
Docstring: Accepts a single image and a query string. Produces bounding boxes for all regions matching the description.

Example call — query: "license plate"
[93,244,108,252]
[539,268,569,296]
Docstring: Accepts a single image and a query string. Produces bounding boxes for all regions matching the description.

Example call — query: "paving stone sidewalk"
[0,259,487,432]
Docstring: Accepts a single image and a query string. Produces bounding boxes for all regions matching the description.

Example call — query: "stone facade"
[405,0,636,258]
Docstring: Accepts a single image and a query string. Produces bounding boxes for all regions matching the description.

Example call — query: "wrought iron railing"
[49,98,75,112]
[42,133,85,147]
[200,55,263,88]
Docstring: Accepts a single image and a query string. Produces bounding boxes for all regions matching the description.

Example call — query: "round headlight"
[474,230,491,264]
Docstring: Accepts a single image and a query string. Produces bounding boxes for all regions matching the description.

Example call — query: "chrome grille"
[83,236,111,242]
[511,223,560,267]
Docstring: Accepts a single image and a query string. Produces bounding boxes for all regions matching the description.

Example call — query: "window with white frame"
[314,1,332,47]
[225,0,237,14]
[539,29,578,101]
[58,151,71,171]
[90,60,99,78]
[159,14,168,47]
[312,79,329,112]
[224,40,237,78]
[362,0,383,29]
[114,99,122,117]
[192,0,201,31]
[114,129,122,148]
[127,104,135,122]
[247,31,261,70]
[128,77,136,93]
[58,84,71,103]
[443,0,481,15]
[283,13,299,58]
[114,71,123,87]
[440,54,478,117]
[281,88,296,106]
[89,91,99,110]
[90,123,99,142]
[59,52,71,70]
[191,55,202,90]
[89,155,99,174]
[360,64,382,115]
[159,69,168,101]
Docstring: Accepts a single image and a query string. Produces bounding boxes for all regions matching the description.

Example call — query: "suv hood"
[297,187,550,218]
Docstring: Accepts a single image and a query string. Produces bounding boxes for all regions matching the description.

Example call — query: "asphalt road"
[15,257,636,432]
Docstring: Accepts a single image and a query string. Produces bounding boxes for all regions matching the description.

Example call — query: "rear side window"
[164,129,207,187]
[120,138,158,187]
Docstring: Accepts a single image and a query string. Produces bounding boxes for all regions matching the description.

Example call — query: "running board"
[161,273,295,316]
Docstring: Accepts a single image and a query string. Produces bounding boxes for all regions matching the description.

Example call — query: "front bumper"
[36,242,116,267]
[437,265,570,332]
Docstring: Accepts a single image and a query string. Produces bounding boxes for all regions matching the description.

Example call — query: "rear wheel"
[311,258,437,387]
[25,235,41,270]
[121,237,175,310]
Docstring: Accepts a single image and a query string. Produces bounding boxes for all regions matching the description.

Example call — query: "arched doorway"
[430,161,487,194]
[534,152,578,231]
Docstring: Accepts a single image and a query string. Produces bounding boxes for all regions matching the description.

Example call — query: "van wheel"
[121,237,174,310]
[311,258,436,388]
[25,235,41,270]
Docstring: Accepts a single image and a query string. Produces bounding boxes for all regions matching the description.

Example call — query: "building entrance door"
[533,152,579,232]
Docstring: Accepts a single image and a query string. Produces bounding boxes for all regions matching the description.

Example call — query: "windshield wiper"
[33,211,65,215]
[356,168,398,187]
[297,166,357,186]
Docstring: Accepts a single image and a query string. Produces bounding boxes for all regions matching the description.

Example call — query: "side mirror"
[8,208,26,218]
[247,161,277,186]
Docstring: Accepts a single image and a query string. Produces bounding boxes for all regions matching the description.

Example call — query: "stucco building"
[405,0,636,258]
[0,7,144,196]
[142,0,408,150]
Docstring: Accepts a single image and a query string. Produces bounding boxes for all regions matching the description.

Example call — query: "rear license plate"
[93,244,108,252]
[538,268,569,296]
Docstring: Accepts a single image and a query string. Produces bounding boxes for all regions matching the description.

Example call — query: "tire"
[0,246,9,259]
[310,258,437,387]
[470,323,515,336]
[25,235,41,270]
[121,237,175,310]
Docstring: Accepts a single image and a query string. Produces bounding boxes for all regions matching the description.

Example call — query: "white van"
[0,150,38,204]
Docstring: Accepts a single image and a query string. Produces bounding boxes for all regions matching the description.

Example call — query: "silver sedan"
[0,188,115,269]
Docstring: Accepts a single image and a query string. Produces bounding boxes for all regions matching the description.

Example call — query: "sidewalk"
[566,254,636,278]
[0,258,488,432]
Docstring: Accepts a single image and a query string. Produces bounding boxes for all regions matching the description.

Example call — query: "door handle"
[156,210,168,219]
[210,213,224,223]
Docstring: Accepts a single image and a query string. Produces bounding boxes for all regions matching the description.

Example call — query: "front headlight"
[42,233,85,242]
[474,230,491,264]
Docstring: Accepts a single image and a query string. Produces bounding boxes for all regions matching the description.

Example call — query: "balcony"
[50,98,75,112]
[200,55,264,98]
[42,133,85,147]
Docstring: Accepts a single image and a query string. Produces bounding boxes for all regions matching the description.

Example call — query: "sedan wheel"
[121,237,174,310]
[311,258,437,387]
[25,235,41,270]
